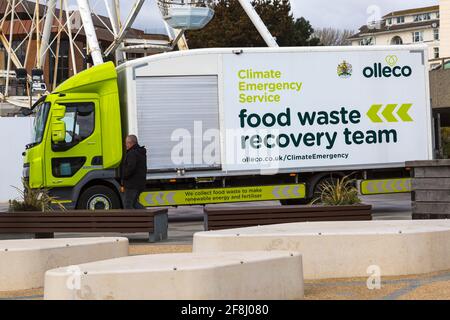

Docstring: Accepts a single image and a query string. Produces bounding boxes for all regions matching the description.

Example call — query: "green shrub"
[8,179,66,212]
[313,175,361,206]
[441,127,450,159]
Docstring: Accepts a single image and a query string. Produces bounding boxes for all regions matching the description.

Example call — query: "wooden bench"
[204,205,372,231]
[0,209,168,243]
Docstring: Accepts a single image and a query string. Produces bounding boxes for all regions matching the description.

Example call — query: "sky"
[290,0,439,31]
[66,0,440,33]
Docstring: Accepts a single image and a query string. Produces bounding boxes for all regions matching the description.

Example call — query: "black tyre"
[312,176,339,203]
[280,198,311,205]
[77,185,122,210]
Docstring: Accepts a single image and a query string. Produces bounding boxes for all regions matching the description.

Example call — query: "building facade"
[349,5,445,69]
[441,0,450,58]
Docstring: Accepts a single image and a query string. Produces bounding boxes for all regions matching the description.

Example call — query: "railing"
[429,57,450,70]
[0,84,27,97]
[157,0,210,17]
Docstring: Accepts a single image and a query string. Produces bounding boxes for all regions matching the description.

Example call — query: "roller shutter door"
[135,75,220,171]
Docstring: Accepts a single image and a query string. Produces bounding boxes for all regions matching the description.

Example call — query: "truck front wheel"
[77,185,122,210]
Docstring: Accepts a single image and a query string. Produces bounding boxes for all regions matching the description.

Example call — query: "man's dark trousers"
[124,188,145,209]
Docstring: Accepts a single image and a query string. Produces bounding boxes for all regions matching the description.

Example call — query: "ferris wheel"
[0,0,277,107]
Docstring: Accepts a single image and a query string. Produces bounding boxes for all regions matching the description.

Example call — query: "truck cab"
[23,62,124,210]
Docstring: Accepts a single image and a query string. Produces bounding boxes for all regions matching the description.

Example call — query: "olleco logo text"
[363,56,412,78]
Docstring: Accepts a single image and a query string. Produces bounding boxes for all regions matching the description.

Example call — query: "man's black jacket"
[121,144,147,190]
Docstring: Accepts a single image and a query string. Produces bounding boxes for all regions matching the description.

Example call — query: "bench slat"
[207,210,372,221]
[0,209,167,216]
[205,205,371,215]
[0,217,154,222]
[0,228,154,233]
[208,216,371,230]
[0,222,154,228]
[209,216,371,226]
[0,213,164,218]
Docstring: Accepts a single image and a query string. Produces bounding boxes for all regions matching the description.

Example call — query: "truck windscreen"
[30,102,50,147]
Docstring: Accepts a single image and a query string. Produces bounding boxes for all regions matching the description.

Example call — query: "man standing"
[121,135,147,209]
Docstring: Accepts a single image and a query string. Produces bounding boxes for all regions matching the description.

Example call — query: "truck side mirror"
[51,104,66,144]
[19,107,33,116]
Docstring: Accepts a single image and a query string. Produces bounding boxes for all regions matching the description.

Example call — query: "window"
[49,40,70,87]
[0,43,5,70]
[52,102,95,151]
[52,157,86,177]
[387,18,392,25]
[391,36,403,45]
[412,31,423,43]
[414,13,432,22]
[11,40,26,67]
[360,37,374,46]
[396,16,405,24]
[434,28,440,41]
[31,102,51,146]
[434,47,440,59]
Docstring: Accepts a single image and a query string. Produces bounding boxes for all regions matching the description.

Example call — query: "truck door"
[45,99,102,188]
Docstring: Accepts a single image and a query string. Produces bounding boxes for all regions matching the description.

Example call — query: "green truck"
[23,46,433,209]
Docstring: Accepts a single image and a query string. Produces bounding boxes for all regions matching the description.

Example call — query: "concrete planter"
[0,237,129,291]
[194,220,450,280]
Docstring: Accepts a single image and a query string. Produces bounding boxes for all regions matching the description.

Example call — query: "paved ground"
[4,193,446,301]
[1,243,450,300]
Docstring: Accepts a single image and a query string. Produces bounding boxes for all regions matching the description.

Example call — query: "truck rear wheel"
[77,185,122,210]
[280,198,311,205]
[312,176,339,204]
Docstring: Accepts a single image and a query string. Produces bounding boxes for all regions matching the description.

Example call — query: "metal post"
[64,0,79,74]
[104,0,126,63]
[104,0,145,57]
[104,0,119,36]
[53,0,64,90]
[114,0,122,29]
[35,0,41,67]
[76,0,104,65]
[164,21,189,51]
[5,0,16,97]
[237,0,278,47]
[24,7,35,68]
[175,31,189,50]
[39,0,57,68]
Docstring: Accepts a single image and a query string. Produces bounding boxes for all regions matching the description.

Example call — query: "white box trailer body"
[117,45,433,181]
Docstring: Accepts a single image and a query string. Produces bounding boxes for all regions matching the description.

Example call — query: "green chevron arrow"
[381,180,388,193]
[382,104,398,123]
[367,104,383,123]
[397,103,413,122]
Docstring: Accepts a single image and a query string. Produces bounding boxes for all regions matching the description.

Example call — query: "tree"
[185,0,319,48]
[314,28,356,46]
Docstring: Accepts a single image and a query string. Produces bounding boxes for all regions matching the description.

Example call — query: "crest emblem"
[337,61,352,78]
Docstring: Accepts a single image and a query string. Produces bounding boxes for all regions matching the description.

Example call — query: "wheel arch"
[306,172,347,198]
[72,170,123,209]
